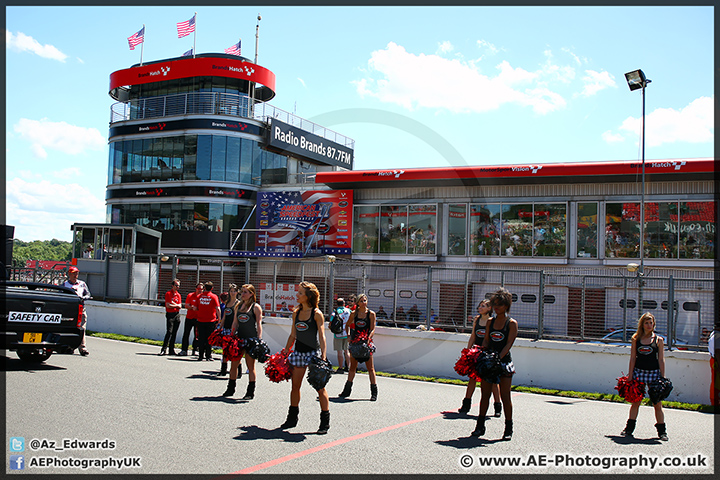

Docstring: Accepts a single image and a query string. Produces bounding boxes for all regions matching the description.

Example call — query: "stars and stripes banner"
[224,40,241,56]
[182,48,193,57]
[127,27,145,50]
[177,14,196,38]
[254,190,353,255]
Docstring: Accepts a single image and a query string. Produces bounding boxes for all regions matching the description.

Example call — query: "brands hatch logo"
[139,66,171,78]
[378,170,405,178]
[531,165,542,174]
[673,161,686,170]
[244,66,255,76]
[161,66,170,76]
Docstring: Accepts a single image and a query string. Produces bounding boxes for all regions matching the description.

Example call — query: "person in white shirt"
[332,298,351,373]
[63,266,91,356]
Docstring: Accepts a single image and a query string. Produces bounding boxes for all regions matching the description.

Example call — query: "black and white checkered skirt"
[288,349,321,367]
[633,368,660,387]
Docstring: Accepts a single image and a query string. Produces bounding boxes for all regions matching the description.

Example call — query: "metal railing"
[110,92,355,149]
[10,257,713,350]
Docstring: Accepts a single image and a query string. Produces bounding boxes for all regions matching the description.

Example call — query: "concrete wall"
[86,301,712,405]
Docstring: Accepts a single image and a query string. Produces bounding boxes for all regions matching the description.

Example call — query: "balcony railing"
[110,92,355,149]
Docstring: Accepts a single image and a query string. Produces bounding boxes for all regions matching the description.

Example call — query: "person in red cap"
[63,266,91,356]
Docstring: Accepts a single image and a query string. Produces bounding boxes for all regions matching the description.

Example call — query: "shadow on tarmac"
[189,395,252,404]
[435,436,508,448]
[2,357,67,372]
[233,425,307,442]
[605,435,661,445]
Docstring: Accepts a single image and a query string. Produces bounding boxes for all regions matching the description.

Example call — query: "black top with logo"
[487,317,513,362]
[223,301,238,329]
[634,334,660,371]
[474,316,493,347]
[350,310,372,342]
[294,308,320,352]
[235,302,258,339]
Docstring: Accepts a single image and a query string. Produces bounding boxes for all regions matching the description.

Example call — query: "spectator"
[160,279,182,356]
[407,304,421,323]
[376,305,388,320]
[82,244,94,258]
[63,266,91,356]
[196,281,221,361]
[331,298,351,374]
[394,306,407,323]
[278,301,291,318]
[180,282,203,356]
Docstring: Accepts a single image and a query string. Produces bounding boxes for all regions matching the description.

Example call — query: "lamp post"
[624,69,651,316]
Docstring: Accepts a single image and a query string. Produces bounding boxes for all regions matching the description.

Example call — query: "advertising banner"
[266,119,353,169]
[256,190,353,255]
[257,282,297,315]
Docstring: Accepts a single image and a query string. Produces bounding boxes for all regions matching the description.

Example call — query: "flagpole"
[140,24,145,66]
[249,14,261,117]
[193,12,197,58]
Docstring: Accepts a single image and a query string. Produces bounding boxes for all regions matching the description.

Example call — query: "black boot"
[317,410,330,435]
[621,419,636,437]
[242,381,256,400]
[222,379,236,397]
[280,406,299,429]
[370,384,378,401]
[502,419,513,440]
[655,423,668,441]
[458,398,472,413]
[494,402,502,417]
[471,417,485,437]
[217,362,228,376]
[338,381,353,398]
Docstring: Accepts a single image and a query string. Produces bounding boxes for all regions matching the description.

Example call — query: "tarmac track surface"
[5,336,715,475]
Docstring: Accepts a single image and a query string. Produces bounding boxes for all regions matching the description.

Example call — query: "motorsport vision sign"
[256,190,353,255]
[266,119,354,169]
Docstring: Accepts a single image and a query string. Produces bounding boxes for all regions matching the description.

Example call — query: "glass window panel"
[181,202,194,230]
[408,205,436,254]
[226,137,240,183]
[447,204,467,256]
[196,135,211,180]
[252,143,263,185]
[470,204,501,256]
[605,203,640,258]
[194,203,209,231]
[131,139,143,182]
[107,143,115,185]
[223,204,239,232]
[533,203,566,257]
[678,201,716,259]
[577,203,598,258]
[353,206,379,253]
[644,202,677,258]
[380,206,407,253]
[240,138,254,184]
[183,135,197,180]
[501,204,533,257]
[211,136,227,181]
[209,203,224,232]
[170,136,183,180]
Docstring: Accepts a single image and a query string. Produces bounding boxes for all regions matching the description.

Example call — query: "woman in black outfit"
[471,288,518,440]
[222,284,263,400]
[620,312,667,440]
[458,299,501,415]
[280,281,330,434]
[217,286,239,376]
[338,294,378,401]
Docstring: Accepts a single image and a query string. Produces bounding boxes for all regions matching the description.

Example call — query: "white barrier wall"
[85,301,712,405]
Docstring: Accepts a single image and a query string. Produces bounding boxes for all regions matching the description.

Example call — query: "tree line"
[12,239,72,268]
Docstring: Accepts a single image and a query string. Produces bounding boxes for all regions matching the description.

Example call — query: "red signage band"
[315,158,713,184]
[110,56,276,95]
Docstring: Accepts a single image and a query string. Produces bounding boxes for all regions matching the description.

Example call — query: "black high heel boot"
[222,379,236,397]
[338,381,353,398]
[655,423,668,441]
[242,381,255,400]
[217,362,228,376]
[317,410,330,435]
[621,419,636,437]
[280,406,299,429]
[493,402,502,417]
[471,417,486,437]
[370,384,378,401]
[458,398,472,413]
[502,419,513,440]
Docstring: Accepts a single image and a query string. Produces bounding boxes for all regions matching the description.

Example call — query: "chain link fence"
[10,256,713,350]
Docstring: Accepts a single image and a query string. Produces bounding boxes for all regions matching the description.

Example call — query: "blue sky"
[5,5,714,242]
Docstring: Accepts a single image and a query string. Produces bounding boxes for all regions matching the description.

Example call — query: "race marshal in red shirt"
[195,281,221,361]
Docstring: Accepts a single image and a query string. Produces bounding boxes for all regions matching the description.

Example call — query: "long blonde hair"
[631,312,655,341]
[240,284,256,310]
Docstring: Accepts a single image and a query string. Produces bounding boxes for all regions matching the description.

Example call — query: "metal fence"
[9,257,714,350]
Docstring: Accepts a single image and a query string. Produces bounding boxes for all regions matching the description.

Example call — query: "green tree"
[12,239,72,268]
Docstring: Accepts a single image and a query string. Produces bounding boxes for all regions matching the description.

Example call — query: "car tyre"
[17,348,53,363]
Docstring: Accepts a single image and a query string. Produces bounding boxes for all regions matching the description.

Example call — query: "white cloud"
[6,31,68,62]
[580,70,616,97]
[354,42,567,115]
[477,39,499,57]
[54,167,83,179]
[297,77,307,88]
[606,96,714,147]
[6,178,106,242]
[13,118,106,158]
[601,130,624,143]
[438,41,454,54]
[561,47,584,66]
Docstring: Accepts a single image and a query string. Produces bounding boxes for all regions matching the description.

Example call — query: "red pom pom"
[454,345,483,378]
[208,329,223,346]
[615,374,645,403]
[351,330,370,344]
[265,349,293,383]
[222,336,244,361]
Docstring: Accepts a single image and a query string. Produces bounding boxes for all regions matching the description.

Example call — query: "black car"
[2,281,84,362]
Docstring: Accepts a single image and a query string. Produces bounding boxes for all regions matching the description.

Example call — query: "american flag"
[224,40,241,56]
[127,27,145,50]
[177,14,196,38]
[182,48,193,57]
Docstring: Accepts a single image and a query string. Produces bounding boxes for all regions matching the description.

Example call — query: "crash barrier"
[86,301,711,405]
